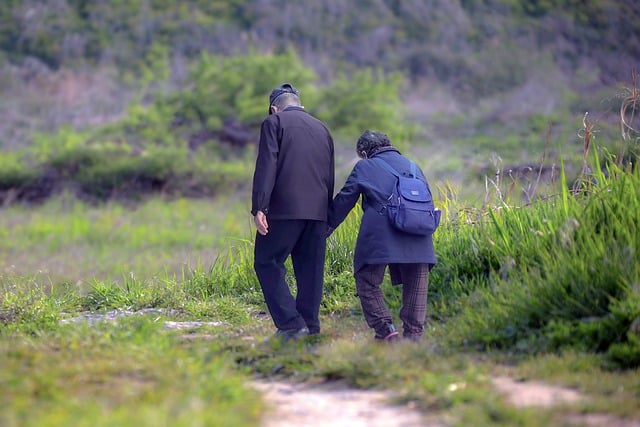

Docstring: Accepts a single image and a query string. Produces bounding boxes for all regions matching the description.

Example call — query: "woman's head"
[356,130,391,158]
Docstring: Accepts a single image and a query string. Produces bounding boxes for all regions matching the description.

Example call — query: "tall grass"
[441,154,639,367]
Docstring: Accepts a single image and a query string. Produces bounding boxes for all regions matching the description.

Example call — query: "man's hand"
[254,211,269,236]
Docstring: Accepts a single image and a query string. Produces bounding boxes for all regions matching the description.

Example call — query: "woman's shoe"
[374,324,400,342]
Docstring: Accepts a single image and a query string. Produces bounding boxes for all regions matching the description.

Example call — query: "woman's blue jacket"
[328,148,437,274]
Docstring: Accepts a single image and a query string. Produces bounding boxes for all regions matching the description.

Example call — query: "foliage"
[1,0,635,166]
[174,48,319,129]
[0,141,253,204]
[325,209,360,276]
[0,152,39,191]
[103,50,411,150]
[316,68,413,141]
[0,47,416,204]
[2,0,636,89]
[443,158,640,368]
[186,239,262,303]
[0,281,62,335]
[0,0,248,69]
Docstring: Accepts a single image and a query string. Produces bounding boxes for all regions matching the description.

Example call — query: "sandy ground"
[491,376,582,407]
[251,380,437,427]
[253,376,640,427]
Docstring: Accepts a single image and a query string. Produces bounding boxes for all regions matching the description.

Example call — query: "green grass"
[2,307,637,427]
[1,142,640,425]
[0,318,263,427]
[0,193,252,286]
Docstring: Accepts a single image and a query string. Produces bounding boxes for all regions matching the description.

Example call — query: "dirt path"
[251,380,436,427]
[253,377,640,427]
[59,312,639,426]
[491,376,581,407]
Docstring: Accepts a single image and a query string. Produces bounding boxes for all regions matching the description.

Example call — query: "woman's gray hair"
[356,130,391,158]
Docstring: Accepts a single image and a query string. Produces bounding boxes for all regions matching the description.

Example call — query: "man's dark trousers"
[254,219,326,333]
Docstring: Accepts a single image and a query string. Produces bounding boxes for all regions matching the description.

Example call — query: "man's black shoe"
[274,327,310,342]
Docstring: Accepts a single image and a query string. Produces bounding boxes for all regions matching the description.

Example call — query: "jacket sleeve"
[328,163,363,229]
[251,118,279,215]
[327,136,335,209]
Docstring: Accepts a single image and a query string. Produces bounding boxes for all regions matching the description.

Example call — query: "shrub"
[0,152,39,191]
[316,68,415,142]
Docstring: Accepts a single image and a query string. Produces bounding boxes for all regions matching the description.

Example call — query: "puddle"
[60,308,225,329]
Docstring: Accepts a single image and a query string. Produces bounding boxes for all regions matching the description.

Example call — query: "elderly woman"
[328,130,437,342]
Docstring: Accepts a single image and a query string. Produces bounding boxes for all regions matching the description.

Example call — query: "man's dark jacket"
[251,106,335,220]
[328,148,437,273]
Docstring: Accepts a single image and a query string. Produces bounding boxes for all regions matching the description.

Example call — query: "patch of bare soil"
[253,376,640,427]
[492,376,640,427]
[491,376,582,407]
[562,414,640,427]
[251,380,440,427]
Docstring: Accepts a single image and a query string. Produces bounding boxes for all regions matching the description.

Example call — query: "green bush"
[0,139,253,203]
[91,50,414,155]
[316,68,415,141]
[176,48,319,128]
[0,152,39,191]
[75,149,179,199]
[0,49,415,204]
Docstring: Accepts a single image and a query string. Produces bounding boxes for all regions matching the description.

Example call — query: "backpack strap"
[372,157,419,213]
[370,158,397,213]
[371,157,432,205]
[372,157,417,179]
[372,157,399,177]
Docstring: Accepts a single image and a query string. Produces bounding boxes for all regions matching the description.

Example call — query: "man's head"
[269,83,300,115]
[356,130,391,159]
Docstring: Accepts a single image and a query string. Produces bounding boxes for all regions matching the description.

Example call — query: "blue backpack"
[374,157,441,236]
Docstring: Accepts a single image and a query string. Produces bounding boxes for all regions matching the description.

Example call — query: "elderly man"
[251,83,335,341]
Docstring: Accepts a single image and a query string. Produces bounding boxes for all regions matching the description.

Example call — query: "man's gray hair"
[271,92,301,109]
[357,130,391,158]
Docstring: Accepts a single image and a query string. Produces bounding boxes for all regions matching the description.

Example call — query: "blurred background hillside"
[1,0,639,203]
